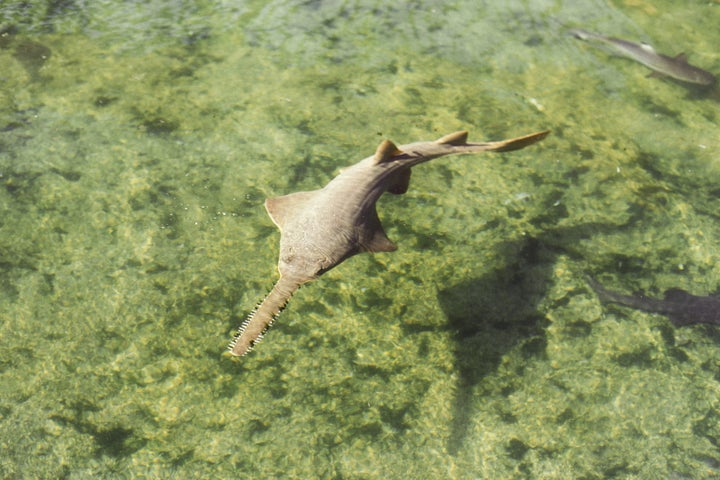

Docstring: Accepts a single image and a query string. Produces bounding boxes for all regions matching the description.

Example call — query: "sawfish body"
[228,129,549,356]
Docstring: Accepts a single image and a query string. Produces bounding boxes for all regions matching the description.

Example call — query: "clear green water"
[1,0,719,478]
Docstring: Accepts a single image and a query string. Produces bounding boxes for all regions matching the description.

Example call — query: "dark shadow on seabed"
[437,236,552,454]
[436,217,650,454]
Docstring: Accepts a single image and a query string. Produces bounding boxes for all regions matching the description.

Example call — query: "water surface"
[1,0,719,478]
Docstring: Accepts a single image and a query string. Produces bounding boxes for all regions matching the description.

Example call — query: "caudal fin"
[482,130,551,152]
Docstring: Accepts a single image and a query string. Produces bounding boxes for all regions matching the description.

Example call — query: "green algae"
[1,0,720,478]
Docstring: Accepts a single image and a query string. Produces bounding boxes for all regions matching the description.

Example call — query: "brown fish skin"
[571,28,716,86]
[228,129,550,357]
[587,276,720,326]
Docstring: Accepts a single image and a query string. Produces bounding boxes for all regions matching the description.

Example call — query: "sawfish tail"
[227,275,302,356]
[477,130,551,152]
[444,130,550,155]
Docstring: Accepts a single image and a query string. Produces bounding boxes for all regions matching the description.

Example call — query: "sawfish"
[228,129,549,356]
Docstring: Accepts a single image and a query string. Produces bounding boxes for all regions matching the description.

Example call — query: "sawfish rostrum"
[228,129,549,357]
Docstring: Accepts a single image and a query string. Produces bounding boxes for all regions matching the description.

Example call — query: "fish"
[570,28,716,86]
[587,276,720,326]
[228,129,550,356]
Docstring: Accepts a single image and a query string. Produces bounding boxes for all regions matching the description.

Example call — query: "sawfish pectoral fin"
[265,190,319,229]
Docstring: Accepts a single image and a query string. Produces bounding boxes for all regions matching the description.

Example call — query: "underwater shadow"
[437,236,553,454]
[437,219,635,454]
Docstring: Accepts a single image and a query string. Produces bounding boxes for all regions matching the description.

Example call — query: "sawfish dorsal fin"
[265,190,318,229]
[372,139,404,164]
[435,130,468,145]
[674,52,688,63]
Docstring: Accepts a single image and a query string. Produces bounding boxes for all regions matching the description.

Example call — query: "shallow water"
[1,0,719,478]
